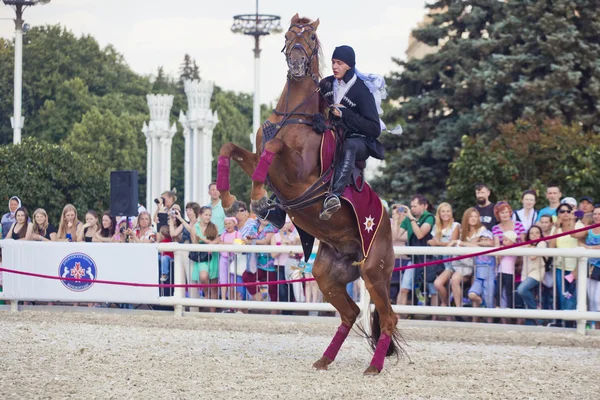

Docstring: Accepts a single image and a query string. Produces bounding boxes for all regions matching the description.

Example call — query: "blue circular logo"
[58,253,98,292]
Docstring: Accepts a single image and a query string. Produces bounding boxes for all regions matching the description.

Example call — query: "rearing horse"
[216,14,402,375]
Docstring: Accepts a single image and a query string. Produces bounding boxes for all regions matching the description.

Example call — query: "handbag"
[452,257,474,276]
[590,264,600,281]
[189,251,211,263]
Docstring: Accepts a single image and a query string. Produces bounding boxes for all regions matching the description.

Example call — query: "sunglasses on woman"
[558,209,571,214]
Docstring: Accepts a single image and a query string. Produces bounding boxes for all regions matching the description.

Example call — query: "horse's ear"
[310,18,320,30]
[291,13,300,23]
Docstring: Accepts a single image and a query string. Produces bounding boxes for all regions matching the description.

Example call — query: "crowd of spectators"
[0,182,599,328]
[390,183,600,328]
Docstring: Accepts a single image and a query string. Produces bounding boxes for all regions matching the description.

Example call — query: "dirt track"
[1,311,599,399]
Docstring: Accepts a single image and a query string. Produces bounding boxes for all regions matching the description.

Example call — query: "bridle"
[281,23,320,83]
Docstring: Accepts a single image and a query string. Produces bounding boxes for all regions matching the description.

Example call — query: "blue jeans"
[555,268,577,311]
[160,255,173,276]
[517,277,540,310]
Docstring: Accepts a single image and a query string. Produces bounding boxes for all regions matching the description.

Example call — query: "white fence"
[1,241,600,335]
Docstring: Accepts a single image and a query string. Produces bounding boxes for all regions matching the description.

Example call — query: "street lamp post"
[2,0,51,144]
[232,0,281,152]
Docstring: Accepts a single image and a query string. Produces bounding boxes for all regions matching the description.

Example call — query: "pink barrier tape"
[0,223,597,289]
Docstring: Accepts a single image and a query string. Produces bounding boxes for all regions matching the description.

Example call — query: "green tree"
[211,87,253,203]
[0,138,109,222]
[179,53,195,84]
[479,0,600,132]
[0,25,151,144]
[379,0,507,203]
[63,107,147,201]
[447,119,600,214]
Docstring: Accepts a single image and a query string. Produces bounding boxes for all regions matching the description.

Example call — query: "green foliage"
[211,87,253,203]
[447,119,600,215]
[379,0,506,203]
[0,25,151,144]
[0,138,109,223]
[381,0,600,203]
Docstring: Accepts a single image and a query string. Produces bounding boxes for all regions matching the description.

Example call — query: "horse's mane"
[294,16,324,79]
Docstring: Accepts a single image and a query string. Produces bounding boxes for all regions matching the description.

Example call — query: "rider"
[318,45,385,220]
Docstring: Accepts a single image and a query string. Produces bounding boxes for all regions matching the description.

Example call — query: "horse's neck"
[275,78,319,114]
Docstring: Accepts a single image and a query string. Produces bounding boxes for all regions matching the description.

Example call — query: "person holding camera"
[127,211,156,243]
[153,189,177,231]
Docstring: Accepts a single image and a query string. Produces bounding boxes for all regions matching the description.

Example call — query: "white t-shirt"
[431,222,460,243]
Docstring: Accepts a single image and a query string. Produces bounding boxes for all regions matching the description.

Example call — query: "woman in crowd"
[57,204,81,242]
[492,201,526,245]
[443,207,486,308]
[128,211,155,243]
[549,202,586,322]
[76,210,100,242]
[583,205,600,328]
[517,225,547,324]
[1,196,22,238]
[93,211,117,243]
[537,215,555,237]
[153,189,177,229]
[191,206,220,309]
[492,201,526,310]
[496,231,518,323]
[512,190,538,231]
[25,208,57,241]
[242,219,278,309]
[430,202,460,307]
[234,201,255,303]
[5,207,31,240]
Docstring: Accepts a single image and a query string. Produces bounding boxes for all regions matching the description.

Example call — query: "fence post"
[360,278,371,335]
[10,300,18,312]
[173,251,185,317]
[576,255,588,335]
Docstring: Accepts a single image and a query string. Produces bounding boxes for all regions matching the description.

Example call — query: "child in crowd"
[301,239,320,307]
[219,217,241,301]
[158,225,174,282]
[468,229,496,322]
[496,230,518,322]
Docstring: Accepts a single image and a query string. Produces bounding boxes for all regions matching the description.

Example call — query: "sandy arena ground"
[1,310,599,399]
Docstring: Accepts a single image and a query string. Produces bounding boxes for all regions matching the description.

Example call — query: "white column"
[252,51,260,153]
[180,80,219,207]
[11,21,24,144]
[142,94,176,216]
[179,112,192,206]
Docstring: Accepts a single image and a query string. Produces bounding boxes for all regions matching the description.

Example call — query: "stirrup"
[319,194,341,220]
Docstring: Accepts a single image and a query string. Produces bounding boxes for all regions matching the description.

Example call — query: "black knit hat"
[332,45,355,67]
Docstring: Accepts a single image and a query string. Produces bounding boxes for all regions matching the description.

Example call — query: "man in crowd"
[536,184,562,221]
[393,195,435,307]
[475,184,497,231]
[579,196,594,214]
[208,183,226,235]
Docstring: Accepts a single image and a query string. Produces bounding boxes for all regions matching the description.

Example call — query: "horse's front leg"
[249,138,285,203]
[217,142,259,210]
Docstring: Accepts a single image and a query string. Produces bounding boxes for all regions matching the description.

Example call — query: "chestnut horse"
[216,14,402,375]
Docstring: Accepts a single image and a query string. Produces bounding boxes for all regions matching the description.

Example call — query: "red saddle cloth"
[320,130,384,258]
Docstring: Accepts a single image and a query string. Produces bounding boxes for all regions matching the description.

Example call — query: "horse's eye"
[310,34,316,41]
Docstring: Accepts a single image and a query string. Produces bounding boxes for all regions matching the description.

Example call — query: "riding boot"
[319,149,356,220]
[255,194,287,229]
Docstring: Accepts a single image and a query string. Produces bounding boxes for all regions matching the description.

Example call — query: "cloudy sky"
[0,0,429,103]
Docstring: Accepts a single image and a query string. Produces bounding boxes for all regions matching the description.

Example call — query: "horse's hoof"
[312,356,333,371]
[223,198,239,217]
[363,365,381,376]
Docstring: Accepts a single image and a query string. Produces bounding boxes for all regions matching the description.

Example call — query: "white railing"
[2,241,600,335]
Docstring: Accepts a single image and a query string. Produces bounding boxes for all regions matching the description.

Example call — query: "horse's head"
[282,14,320,80]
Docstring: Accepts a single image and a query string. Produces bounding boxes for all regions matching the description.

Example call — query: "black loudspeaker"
[110,170,139,217]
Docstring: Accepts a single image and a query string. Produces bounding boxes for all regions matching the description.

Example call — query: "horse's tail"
[368,309,407,359]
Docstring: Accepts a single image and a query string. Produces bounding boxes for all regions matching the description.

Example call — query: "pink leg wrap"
[251,150,276,183]
[323,324,351,361]
[216,156,230,191]
[370,333,391,372]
